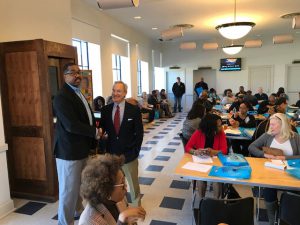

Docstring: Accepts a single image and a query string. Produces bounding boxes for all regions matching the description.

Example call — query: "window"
[137,60,149,94]
[72,39,102,97]
[137,60,142,95]
[112,54,122,81]
[154,67,166,91]
[72,39,89,70]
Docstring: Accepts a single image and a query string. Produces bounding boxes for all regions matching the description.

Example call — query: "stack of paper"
[192,155,213,164]
[264,160,286,170]
[182,162,212,173]
[224,128,241,136]
[243,129,255,138]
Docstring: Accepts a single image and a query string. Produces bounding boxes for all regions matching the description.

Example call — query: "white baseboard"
[0,144,8,153]
[0,199,15,219]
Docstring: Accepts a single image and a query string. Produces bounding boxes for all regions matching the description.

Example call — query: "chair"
[196,197,254,225]
[178,132,188,148]
[278,192,300,225]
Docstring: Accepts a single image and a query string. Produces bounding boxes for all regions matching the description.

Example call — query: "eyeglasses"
[65,70,81,76]
[114,183,126,190]
[274,115,282,121]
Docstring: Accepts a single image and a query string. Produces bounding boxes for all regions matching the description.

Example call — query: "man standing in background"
[172,77,186,113]
[100,81,144,206]
[194,77,208,96]
[53,63,100,225]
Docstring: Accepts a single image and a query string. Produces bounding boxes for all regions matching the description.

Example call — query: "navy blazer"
[100,101,144,163]
[53,83,96,160]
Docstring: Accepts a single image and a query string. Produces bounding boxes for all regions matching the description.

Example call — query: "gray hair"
[113,81,128,93]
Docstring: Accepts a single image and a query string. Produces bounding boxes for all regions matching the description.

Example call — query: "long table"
[175,153,300,191]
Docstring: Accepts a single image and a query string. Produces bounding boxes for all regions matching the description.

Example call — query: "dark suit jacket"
[100,101,144,163]
[53,83,96,160]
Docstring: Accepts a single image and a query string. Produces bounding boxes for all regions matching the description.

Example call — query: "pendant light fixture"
[97,0,139,10]
[222,41,243,55]
[216,0,255,40]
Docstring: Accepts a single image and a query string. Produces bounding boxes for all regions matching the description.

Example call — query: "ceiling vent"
[172,24,194,29]
[202,42,218,50]
[97,0,139,10]
[244,39,262,48]
[180,42,197,50]
[273,35,293,44]
[293,16,300,29]
[161,27,183,41]
[169,66,181,69]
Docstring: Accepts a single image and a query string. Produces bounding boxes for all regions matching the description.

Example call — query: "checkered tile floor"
[0,112,268,225]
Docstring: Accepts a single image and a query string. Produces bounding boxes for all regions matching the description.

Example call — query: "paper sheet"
[182,162,212,173]
[224,128,241,135]
[192,155,213,164]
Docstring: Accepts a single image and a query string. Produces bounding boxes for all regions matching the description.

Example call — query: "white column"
[0,96,14,219]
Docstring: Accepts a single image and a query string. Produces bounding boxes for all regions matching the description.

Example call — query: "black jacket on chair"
[100,102,144,163]
[53,83,96,160]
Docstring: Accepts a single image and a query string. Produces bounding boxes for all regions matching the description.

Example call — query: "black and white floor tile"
[0,112,268,225]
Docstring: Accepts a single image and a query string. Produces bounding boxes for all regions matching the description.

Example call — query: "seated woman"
[94,96,105,111]
[159,89,173,117]
[182,99,206,143]
[221,89,235,105]
[208,88,221,103]
[229,101,256,156]
[138,92,155,123]
[257,93,276,114]
[249,113,300,225]
[79,154,146,225]
[185,114,227,198]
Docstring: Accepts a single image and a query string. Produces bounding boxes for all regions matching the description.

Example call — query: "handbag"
[154,110,160,119]
[262,147,284,156]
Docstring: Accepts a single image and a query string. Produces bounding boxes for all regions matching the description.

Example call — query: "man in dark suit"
[53,63,100,225]
[172,77,186,113]
[100,81,144,206]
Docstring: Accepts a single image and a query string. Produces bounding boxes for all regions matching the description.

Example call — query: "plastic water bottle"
[233,107,236,114]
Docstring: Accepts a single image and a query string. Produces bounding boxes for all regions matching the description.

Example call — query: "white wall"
[0,95,14,218]
[71,0,161,98]
[162,36,300,98]
[0,0,72,44]
[0,0,74,217]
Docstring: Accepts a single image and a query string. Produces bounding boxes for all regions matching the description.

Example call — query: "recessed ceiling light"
[152,27,158,30]
[134,16,142,19]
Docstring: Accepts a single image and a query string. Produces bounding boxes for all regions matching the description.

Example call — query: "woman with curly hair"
[79,154,146,225]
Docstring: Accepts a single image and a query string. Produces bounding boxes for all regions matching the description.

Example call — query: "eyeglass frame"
[113,183,126,190]
[64,70,81,76]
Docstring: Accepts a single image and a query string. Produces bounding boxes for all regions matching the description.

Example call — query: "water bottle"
[233,107,236,114]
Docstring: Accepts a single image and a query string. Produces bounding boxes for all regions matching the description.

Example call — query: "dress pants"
[122,158,141,206]
[56,158,86,225]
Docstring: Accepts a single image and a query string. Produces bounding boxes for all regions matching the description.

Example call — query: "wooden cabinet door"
[0,39,77,202]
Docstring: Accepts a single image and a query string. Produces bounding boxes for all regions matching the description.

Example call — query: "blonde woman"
[249,113,300,225]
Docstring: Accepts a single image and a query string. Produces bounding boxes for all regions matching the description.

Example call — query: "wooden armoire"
[0,39,77,202]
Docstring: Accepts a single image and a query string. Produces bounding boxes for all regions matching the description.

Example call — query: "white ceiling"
[84,0,300,45]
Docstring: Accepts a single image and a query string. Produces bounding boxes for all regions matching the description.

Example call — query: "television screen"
[220,58,241,71]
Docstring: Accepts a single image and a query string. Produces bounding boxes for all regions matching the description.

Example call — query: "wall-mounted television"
[220,58,241,71]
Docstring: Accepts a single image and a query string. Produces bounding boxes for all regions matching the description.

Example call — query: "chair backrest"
[198,197,254,225]
[178,132,188,148]
[279,192,300,225]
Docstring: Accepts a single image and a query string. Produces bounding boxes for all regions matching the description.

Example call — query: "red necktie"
[114,105,120,135]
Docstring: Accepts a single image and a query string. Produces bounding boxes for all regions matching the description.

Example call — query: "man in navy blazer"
[101,81,144,206]
[53,63,99,225]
